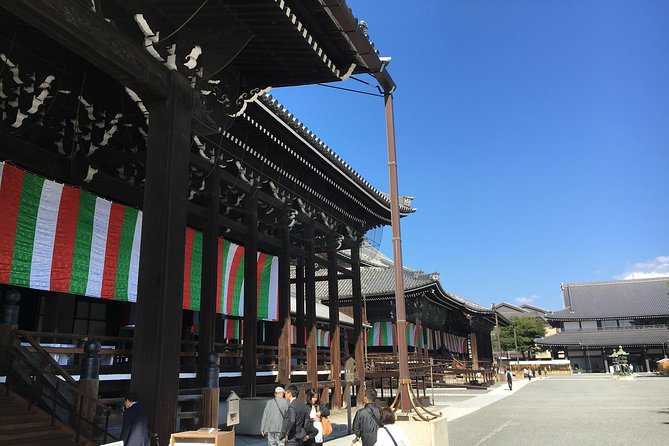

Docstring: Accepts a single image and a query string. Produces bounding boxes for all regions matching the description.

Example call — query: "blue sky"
[271,0,669,311]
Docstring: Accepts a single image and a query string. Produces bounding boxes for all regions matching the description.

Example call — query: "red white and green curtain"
[0,162,279,319]
[405,322,422,347]
[316,328,330,347]
[445,333,467,353]
[367,321,395,347]
[184,230,279,321]
[0,162,142,300]
[223,319,243,340]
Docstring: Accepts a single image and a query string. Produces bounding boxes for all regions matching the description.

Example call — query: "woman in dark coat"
[303,388,331,446]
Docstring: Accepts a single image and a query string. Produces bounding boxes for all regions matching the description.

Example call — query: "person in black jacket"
[303,388,330,446]
[281,385,317,445]
[352,388,381,446]
[120,392,150,446]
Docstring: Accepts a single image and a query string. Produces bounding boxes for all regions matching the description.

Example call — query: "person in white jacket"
[374,407,411,446]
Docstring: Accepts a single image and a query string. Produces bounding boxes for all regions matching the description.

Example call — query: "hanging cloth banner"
[214,238,279,321]
[0,162,280,319]
[223,318,243,340]
[0,162,142,301]
[367,321,395,347]
[443,333,467,353]
[316,328,330,347]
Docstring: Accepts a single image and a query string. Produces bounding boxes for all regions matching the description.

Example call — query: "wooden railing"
[3,333,124,444]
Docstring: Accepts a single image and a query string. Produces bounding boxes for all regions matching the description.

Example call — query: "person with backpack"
[352,388,382,446]
[374,407,411,446]
[506,369,513,391]
[261,386,289,446]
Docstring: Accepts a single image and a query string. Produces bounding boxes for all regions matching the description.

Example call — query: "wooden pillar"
[242,192,259,396]
[131,71,192,444]
[351,241,366,406]
[197,166,221,386]
[296,259,305,353]
[305,224,318,388]
[328,237,342,409]
[470,333,479,369]
[277,212,292,384]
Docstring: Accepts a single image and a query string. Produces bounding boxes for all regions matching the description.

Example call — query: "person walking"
[352,388,382,446]
[120,392,150,446]
[282,385,316,445]
[303,389,330,446]
[374,407,411,446]
[506,369,513,391]
[261,386,290,446]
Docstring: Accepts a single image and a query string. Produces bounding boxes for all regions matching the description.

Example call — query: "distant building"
[534,278,669,372]
[493,302,557,361]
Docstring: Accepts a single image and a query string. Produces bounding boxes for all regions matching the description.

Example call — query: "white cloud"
[514,294,539,305]
[619,256,669,280]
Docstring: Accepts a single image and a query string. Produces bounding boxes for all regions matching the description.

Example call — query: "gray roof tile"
[547,277,669,320]
[534,326,669,348]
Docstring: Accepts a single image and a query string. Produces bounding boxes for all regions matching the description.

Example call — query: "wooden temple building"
[320,244,504,385]
[0,1,502,444]
[0,0,408,443]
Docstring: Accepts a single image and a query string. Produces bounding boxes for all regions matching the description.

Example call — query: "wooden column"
[305,224,318,388]
[277,212,292,384]
[470,333,479,369]
[198,166,221,386]
[296,259,305,349]
[242,192,259,396]
[328,238,342,409]
[351,241,366,406]
[131,71,192,444]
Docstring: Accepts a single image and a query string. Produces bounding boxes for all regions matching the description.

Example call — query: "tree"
[499,316,546,359]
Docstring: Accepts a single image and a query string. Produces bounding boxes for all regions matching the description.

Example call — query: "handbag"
[321,416,333,437]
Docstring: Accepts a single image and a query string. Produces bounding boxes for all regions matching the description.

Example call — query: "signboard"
[226,391,240,426]
[345,358,356,383]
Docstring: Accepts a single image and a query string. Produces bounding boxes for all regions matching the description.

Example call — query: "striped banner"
[444,333,467,353]
[223,319,243,340]
[0,162,280,318]
[216,239,279,321]
[0,163,142,301]
[367,321,395,347]
[405,322,423,347]
[316,328,330,347]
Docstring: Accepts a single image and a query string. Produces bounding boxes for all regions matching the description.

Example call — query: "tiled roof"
[547,277,669,320]
[259,94,415,215]
[534,326,669,348]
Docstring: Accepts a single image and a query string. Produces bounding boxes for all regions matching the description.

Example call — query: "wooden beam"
[197,165,220,385]
[1,0,170,101]
[242,192,259,396]
[328,239,342,409]
[305,223,318,388]
[351,241,366,406]
[277,214,292,384]
[131,71,192,442]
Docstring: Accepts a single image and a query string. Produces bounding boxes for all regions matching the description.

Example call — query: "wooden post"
[351,241,366,406]
[296,260,305,349]
[201,352,220,428]
[328,237,342,409]
[198,166,221,386]
[305,224,318,388]
[470,333,479,369]
[131,71,192,444]
[242,192,259,396]
[277,212,292,384]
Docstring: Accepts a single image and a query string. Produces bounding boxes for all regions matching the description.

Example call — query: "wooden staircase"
[0,385,90,446]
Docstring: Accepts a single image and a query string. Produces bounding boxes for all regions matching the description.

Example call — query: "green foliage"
[499,316,546,358]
